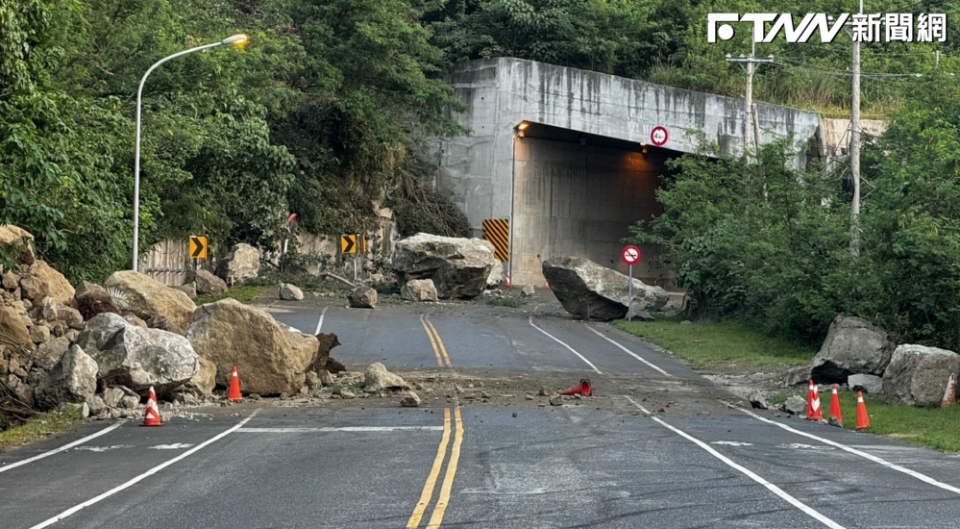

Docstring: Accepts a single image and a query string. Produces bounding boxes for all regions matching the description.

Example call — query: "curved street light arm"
[132,41,228,271]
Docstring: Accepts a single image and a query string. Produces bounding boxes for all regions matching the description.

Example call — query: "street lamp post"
[132,34,249,271]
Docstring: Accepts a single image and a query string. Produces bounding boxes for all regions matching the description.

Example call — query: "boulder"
[75,281,108,300]
[173,283,197,300]
[0,305,32,352]
[364,362,408,393]
[195,270,228,296]
[31,336,70,370]
[811,316,895,383]
[782,395,808,415]
[76,313,200,397]
[400,391,421,407]
[309,333,342,373]
[848,374,883,395]
[75,291,121,321]
[0,225,35,265]
[35,345,98,409]
[400,279,438,302]
[2,271,20,290]
[102,387,124,408]
[104,271,196,333]
[217,243,261,283]
[185,299,316,396]
[183,356,217,398]
[541,256,669,321]
[279,283,304,301]
[29,324,50,344]
[882,344,960,407]
[25,261,74,305]
[392,233,498,299]
[520,285,536,297]
[348,286,377,308]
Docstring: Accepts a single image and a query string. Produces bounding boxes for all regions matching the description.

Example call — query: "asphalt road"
[3,294,960,528]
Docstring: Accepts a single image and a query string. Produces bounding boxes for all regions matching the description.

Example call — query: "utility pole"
[726,42,774,163]
[849,0,863,259]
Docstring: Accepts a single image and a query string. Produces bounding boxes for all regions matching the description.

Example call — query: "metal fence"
[139,239,191,286]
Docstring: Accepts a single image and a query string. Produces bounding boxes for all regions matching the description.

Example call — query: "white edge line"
[28,409,261,529]
[237,426,444,433]
[0,420,127,474]
[528,317,602,374]
[585,324,672,376]
[315,306,329,335]
[734,405,960,495]
[624,397,846,529]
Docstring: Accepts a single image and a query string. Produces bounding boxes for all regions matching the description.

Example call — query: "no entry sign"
[651,126,668,146]
[622,245,641,265]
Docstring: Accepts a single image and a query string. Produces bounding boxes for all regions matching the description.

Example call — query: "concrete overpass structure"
[432,58,843,287]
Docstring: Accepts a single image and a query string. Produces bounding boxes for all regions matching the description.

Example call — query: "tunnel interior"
[511,122,681,288]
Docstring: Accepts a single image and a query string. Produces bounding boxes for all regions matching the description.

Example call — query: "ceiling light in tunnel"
[517,122,529,131]
[641,143,648,154]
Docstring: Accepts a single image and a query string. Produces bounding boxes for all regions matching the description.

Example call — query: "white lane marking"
[238,426,444,433]
[625,396,846,529]
[73,445,133,453]
[528,317,602,374]
[315,306,329,335]
[782,443,835,451]
[149,443,194,450]
[736,406,960,495]
[28,410,261,529]
[0,421,126,474]
[711,441,754,447]
[585,325,672,376]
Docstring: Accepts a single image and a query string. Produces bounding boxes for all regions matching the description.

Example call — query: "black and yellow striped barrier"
[482,219,509,262]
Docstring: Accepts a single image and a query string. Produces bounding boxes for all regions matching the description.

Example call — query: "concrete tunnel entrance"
[509,122,680,288]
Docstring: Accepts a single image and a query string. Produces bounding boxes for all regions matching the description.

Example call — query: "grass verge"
[835,391,960,453]
[612,318,814,372]
[196,285,268,306]
[0,406,84,452]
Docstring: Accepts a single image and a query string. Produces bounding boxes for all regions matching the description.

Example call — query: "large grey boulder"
[217,243,260,283]
[76,313,200,398]
[541,256,669,321]
[105,271,196,334]
[348,286,377,308]
[35,345,98,409]
[185,299,317,396]
[392,233,497,299]
[848,374,883,394]
[195,269,228,296]
[401,279,438,302]
[883,344,960,407]
[279,283,304,301]
[364,362,408,393]
[811,316,894,383]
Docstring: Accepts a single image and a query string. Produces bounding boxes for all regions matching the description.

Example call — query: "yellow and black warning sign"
[340,234,357,254]
[482,219,510,262]
[189,236,208,260]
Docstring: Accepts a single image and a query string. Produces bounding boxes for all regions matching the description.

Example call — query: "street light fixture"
[131,34,249,271]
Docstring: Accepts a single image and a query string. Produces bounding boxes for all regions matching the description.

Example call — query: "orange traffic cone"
[806,380,823,421]
[142,386,162,427]
[560,379,592,397]
[228,366,242,401]
[942,373,957,408]
[505,274,512,288]
[856,391,870,430]
[829,384,843,426]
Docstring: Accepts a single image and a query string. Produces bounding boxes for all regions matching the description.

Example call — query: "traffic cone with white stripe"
[560,379,592,397]
[856,391,870,430]
[142,386,161,427]
[829,384,843,426]
[942,373,957,408]
[806,380,823,421]
[228,366,242,401]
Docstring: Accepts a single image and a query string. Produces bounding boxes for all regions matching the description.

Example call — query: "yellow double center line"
[420,314,451,367]
[406,408,464,529]
[408,315,462,528]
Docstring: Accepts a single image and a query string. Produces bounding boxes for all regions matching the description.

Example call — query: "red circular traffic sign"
[651,126,668,146]
[622,245,642,265]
